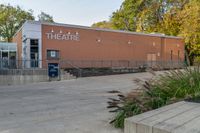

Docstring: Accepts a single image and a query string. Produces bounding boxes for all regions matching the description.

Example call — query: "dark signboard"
[48,63,59,78]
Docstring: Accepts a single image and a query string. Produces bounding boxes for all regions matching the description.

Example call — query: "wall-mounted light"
[68,32,71,34]
[157,52,160,57]
[59,30,62,34]
[128,41,132,45]
[153,42,156,47]
[51,29,54,33]
[97,39,101,43]
[76,32,79,35]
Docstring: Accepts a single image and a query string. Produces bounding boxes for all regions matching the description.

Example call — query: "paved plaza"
[0,72,154,133]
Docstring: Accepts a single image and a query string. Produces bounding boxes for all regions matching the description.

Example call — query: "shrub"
[108,67,200,128]
[194,56,200,65]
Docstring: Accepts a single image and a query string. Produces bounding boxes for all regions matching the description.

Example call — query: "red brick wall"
[164,38,184,61]
[12,30,22,60]
[41,24,184,68]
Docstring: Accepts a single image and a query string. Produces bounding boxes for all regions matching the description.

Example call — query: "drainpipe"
[160,37,165,66]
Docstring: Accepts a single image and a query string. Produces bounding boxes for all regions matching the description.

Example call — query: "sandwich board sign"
[48,63,59,78]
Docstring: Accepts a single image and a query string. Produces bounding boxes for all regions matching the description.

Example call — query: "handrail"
[59,60,82,77]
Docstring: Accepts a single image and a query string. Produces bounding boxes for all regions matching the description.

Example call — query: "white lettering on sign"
[46,32,80,41]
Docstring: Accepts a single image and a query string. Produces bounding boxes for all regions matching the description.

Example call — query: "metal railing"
[0,59,186,70]
[0,69,47,75]
[0,59,44,69]
[58,60,186,69]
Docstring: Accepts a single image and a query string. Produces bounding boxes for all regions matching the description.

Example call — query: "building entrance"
[0,43,17,69]
[30,39,39,68]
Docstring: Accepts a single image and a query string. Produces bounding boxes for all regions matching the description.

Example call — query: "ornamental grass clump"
[108,67,200,128]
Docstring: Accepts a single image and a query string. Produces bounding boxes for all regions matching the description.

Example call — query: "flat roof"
[16,20,182,39]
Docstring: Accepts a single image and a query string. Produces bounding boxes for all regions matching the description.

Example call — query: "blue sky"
[0,0,123,26]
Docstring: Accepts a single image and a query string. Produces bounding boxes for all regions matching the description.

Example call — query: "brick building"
[12,21,184,69]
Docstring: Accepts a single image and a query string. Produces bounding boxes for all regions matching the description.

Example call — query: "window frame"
[46,49,60,60]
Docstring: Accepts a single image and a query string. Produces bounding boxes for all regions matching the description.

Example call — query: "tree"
[0,4,34,42]
[91,21,113,29]
[178,0,200,62]
[38,11,54,23]
[109,0,189,33]
[111,0,147,31]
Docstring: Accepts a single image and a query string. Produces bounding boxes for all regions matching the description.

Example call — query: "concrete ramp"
[125,101,200,133]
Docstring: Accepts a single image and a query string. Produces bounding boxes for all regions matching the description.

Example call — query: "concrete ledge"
[124,101,200,133]
[0,69,76,85]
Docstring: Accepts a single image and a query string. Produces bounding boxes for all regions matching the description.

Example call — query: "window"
[30,39,39,60]
[30,39,39,68]
[47,50,59,59]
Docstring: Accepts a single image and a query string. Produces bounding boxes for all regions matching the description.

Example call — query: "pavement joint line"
[137,102,187,122]
[171,107,200,132]
[151,103,200,127]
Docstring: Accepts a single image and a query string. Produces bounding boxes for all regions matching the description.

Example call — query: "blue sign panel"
[48,63,59,78]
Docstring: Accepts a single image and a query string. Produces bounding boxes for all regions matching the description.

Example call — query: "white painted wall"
[22,21,42,68]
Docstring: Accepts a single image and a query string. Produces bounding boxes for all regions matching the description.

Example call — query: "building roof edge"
[15,20,183,39]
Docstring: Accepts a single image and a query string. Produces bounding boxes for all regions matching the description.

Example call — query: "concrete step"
[60,71,76,80]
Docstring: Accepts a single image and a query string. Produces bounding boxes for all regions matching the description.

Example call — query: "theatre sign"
[46,31,80,41]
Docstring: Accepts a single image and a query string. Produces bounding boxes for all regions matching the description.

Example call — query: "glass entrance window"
[30,39,39,68]
[0,43,17,69]
[9,52,16,68]
[2,51,9,68]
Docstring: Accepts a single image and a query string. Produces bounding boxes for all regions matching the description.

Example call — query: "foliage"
[179,0,200,61]
[108,67,200,128]
[111,0,146,31]
[38,11,54,23]
[0,4,34,42]
[193,56,200,65]
[91,21,112,29]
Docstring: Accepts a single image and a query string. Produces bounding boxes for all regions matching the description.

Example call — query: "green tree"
[111,0,146,31]
[91,21,113,29]
[38,11,54,23]
[0,4,34,42]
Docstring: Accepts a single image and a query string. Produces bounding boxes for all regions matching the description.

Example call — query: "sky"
[0,0,123,26]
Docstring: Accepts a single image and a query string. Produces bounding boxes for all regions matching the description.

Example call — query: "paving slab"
[125,101,200,133]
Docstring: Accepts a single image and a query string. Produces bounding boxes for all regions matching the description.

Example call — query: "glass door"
[30,39,39,68]
[2,51,9,68]
[9,51,16,68]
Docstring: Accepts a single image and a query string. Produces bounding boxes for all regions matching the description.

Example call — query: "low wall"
[0,69,76,86]
[0,69,48,86]
[0,75,48,85]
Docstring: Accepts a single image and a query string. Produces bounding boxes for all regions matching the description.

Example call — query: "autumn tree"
[178,0,200,62]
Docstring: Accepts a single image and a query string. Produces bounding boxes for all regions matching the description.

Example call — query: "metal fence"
[60,60,186,69]
[0,59,44,69]
[0,59,186,70]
